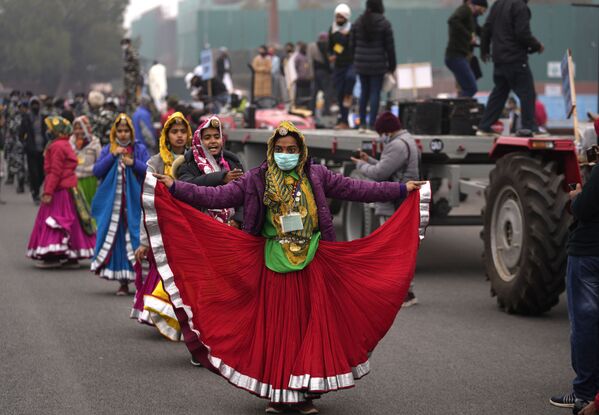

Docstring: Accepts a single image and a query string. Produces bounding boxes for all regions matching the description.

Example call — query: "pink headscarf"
[191,115,235,223]
[192,115,231,173]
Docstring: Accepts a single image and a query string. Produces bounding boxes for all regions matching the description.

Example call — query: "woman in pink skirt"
[27,116,96,269]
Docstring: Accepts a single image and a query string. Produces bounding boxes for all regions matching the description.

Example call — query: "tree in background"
[0,0,127,95]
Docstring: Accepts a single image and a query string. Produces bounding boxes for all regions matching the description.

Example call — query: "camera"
[586,145,599,164]
[352,150,362,159]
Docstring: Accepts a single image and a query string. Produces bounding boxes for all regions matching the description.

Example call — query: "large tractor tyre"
[482,152,570,315]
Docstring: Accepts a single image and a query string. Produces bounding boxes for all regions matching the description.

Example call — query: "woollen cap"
[374,111,402,134]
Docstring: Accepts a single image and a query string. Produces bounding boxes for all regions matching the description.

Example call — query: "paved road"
[0,187,575,415]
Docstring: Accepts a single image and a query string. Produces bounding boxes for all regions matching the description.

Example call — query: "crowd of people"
[1,74,428,413]
[249,0,396,132]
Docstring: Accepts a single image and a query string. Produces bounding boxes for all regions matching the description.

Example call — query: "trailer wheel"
[482,152,570,315]
[342,170,378,241]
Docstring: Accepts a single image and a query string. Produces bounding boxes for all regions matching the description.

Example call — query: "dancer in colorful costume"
[177,115,245,227]
[70,116,102,206]
[27,116,96,268]
[149,121,429,413]
[131,112,191,339]
[91,114,149,295]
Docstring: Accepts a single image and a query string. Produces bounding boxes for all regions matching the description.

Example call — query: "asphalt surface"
[0,186,576,415]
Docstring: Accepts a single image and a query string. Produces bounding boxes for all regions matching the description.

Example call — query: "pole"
[268,0,279,46]
[567,49,581,146]
[571,3,599,116]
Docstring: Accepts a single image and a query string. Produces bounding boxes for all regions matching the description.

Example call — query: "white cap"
[335,3,351,19]
[88,90,105,108]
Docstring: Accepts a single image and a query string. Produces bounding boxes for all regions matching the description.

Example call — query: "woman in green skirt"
[70,116,102,206]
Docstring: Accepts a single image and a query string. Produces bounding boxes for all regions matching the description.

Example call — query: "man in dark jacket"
[308,33,333,117]
[477,0,544,135]
[551,123,599,412]
[445,0,488,97]
[352,0,396,131]
[329,3,356,129]
[19,97,47,204]
[216,47,233,93]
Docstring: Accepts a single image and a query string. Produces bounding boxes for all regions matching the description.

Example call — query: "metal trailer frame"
[226,128,516,224]
[225,128,581,315]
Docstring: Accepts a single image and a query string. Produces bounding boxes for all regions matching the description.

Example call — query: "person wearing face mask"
[69,116,102,206]
[151,121,427,413]
[27,116,96,269]
[351,111,421,306]
[251,45,273,98]
[445,0,488,97]
[329,3,356,130]
[91,114,149,296]
[20,96,47,204]
[132,112,192,341]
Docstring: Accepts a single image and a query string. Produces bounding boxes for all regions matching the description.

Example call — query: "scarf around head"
[263,121,318,264]
[159,111,192,177]
[44,115,72,138]
[71,115,93,149]
[191,115,234,223]
[109,113,135,155]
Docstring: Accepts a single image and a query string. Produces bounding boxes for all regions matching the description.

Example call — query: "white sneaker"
[475,129,498,137]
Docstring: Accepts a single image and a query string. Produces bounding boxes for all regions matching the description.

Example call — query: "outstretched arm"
[156,174,245,210]
[321,166,407,202]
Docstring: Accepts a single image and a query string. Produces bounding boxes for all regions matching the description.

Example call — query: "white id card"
[280,212,304,233]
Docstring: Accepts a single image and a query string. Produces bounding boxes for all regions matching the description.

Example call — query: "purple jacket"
[170,161,407,242]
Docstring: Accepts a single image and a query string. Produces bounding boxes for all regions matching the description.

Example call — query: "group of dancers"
[25,109,429,414]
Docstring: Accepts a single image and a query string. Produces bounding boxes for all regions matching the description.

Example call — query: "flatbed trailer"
[225,128,582,316]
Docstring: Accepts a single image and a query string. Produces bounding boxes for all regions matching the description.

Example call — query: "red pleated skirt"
[144,179,421,403]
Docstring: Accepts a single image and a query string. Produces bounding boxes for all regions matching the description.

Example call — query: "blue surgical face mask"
[274,153,300,171]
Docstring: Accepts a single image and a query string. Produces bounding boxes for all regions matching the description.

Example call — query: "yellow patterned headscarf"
[159,112,192,177]
[109,113,135,154]
[263,121,317,264]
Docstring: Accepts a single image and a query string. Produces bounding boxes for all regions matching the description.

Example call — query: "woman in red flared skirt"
[148,121,429,413]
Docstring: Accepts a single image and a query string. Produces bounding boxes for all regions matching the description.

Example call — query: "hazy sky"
[124,0,178,28]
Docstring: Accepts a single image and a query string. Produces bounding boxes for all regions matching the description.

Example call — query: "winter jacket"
[568,165,599,257]
[328,26,354,69]
[69,135,102,179]
[43,136,78,196]
[132,106,154,150]
[177,149,245,224]
[177,149,244,187]
[357,130,420,216]
[19,112,48,154]
[252,55,273,98]
[446,4,476,59]
[170,160,407,242]
[308,41,331,73]
[352,12,396,76]
[93,143,149,181]
[481,0,542,65]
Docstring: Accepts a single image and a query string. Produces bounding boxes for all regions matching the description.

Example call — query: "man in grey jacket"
[351,111,420,306]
